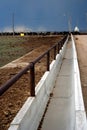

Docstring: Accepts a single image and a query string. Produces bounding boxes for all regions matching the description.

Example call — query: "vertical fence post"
[47,51,50,71]
[61,40,63,47]
[30,62,35,96]
[59,42,61,51]
[61,41,62,48]
[54,46,56,60]
[58,43,59,54]
[60,41,62,50]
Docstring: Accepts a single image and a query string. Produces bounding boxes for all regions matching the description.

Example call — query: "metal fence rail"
[0,35,68,96]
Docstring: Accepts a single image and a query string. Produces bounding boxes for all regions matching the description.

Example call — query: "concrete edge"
[71,34,87,130]
[8,36,68,130]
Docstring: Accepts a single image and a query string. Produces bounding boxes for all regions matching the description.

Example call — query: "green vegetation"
[0,36,28,67]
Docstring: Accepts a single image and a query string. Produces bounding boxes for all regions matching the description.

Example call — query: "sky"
[0,0,87,32]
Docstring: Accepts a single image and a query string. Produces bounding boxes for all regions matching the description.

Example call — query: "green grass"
[0,36,28,67]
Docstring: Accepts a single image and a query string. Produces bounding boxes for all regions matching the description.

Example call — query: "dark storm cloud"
[0,0,87,31]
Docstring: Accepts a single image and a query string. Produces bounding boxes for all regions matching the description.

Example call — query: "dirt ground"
[75,35,87,114]
[0,35,62,130]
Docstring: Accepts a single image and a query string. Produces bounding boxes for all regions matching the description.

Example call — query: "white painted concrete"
[8,36,69,130]
[71,35,87,130]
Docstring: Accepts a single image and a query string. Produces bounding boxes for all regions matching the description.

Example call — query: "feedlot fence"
[0,35,68,97]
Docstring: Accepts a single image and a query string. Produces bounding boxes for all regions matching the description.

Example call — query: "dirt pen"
[0,35,63,130]
[75,35,87,115]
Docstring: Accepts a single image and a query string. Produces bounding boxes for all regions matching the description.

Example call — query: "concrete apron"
[8,37,68,130]
[41,36,87,130]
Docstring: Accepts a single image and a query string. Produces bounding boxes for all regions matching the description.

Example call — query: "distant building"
[74,26,79,32]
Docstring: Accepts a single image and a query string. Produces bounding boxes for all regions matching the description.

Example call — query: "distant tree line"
[0,31,86,36]
[0,31,69,36]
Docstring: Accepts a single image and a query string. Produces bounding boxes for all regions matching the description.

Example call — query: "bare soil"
[75,35,87,114]
[0,35,62,130]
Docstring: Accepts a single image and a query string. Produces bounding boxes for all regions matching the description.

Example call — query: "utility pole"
[68,16,72,33]
[12,13,15,36]
[64,13,72,32]
[86,13,87,32]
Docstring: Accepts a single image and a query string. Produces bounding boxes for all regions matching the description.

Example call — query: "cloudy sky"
[0,0,87,32]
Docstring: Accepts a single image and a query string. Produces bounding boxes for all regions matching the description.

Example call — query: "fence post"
[61,40,63,47]
[61,41,62,48]
[47,51,50,71]
[30,62,35,96]
[58,42,61,52]
[60,42,62,50]
[54,46,56,60]
[58,43,59,54]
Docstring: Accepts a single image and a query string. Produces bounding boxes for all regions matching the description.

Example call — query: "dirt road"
[75,35,87,114]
